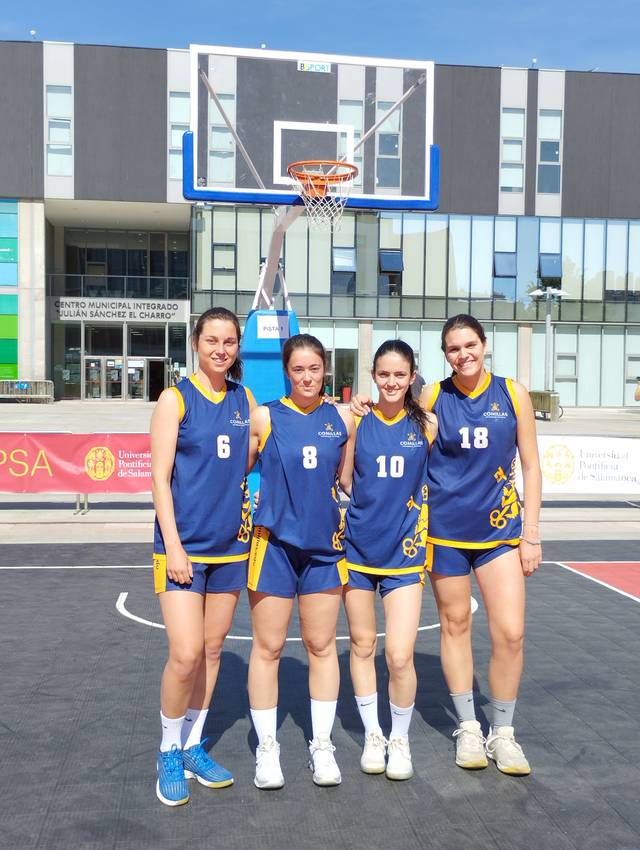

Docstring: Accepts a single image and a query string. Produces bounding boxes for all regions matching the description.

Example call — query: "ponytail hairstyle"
[192,307,243,382]
[282,333,327,396]
[373,339,429,434]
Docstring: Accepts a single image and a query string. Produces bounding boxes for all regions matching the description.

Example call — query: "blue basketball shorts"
[346,568,424,598]
[428,542,519,577]
[153,552,248,595]
[247,526,347,598]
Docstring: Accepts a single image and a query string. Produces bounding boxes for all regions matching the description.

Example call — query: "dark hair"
[192,307,243,382]
[282,334,327,396]
[440,314,487,352]
[373,339,429,434]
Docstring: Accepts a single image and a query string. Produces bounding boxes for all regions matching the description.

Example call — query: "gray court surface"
[1,542,639,850]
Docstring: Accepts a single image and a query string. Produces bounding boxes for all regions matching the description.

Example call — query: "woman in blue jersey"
[246,334,355,790]
[150,307,255,806]
[342,340,437,781]
[422,314,541,776]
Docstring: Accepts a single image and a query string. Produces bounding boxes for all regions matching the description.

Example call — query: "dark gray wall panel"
[525,70,538,216]
[434,65,500,214]
[401,69,426,198]
[74,46,166,202]
[0,42,44,199]
[563,72,640,219]
[236,58,338,190]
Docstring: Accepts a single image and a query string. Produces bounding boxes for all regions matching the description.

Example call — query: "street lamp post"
[529,287,568,392]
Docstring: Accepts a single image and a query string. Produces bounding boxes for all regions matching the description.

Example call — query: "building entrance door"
[127,358,169,400]
[83,357,123,400]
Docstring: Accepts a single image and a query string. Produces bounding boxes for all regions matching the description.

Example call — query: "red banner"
[0,433,152,493]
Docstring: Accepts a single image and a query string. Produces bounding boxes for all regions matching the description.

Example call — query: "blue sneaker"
[183,741,234,788]
[156,745,189,806]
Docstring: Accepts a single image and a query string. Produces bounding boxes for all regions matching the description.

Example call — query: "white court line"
[115,591,480,642]
[554,561,640,604]
[0,565,150,570]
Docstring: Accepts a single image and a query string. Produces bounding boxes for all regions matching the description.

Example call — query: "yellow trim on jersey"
[257,419,272,453]
[426,535,521,549]
[189,373,227,404]
[354,415,363,429]
[452,371,492,399]
[169,386,185,422]
[425,428,434,446]
[280,395,324,415]
[153,551,248,566]
[341,558,425,576]
[247,526,270,590]
[425,543,434,572]
[153,554,167,593]
[505,377,520,417]
[337,559,349,585]
[372,406,407,426]
[244,386,257,408]
[424,383,440,411]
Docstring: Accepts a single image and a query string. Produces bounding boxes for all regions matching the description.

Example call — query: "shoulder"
[157,385,185,418]
[251,404,271,428]
[500,377,532,418]
[420,380,443,412]
[335,403,356,436]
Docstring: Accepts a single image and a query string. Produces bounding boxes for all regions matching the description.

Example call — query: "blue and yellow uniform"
[153,374,253,594]
[425,372,522,575]
[342,407,433,597]
[248,397,348,597]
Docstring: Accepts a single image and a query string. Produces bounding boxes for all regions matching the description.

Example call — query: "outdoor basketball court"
[1,540,638,850]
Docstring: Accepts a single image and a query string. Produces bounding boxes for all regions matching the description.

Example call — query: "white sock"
[181,707,208,750]
[250,706,278,744]
[355,692,382,735]
[389,701,414,740]
[310,698,337,741]
[160,711,185,752]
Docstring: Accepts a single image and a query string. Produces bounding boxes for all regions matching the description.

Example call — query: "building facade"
[1,40,639,404]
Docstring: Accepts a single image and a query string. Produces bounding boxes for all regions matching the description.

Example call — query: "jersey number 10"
[459,427,489,449]
[376,455,405,478]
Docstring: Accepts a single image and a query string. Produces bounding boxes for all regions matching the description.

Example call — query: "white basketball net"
[288,161,357,231]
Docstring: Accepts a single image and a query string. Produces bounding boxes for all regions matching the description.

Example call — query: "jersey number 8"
[302,445,318,469]
[459,426,489,449]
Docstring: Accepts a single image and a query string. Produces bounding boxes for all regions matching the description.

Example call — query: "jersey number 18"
[459,427,489,449]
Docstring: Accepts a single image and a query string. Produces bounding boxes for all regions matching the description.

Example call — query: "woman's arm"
[150,389,192,585]
[513,382,543,576]
[247,405,271,473]
[336,407,356,495]
[425,410,438,444]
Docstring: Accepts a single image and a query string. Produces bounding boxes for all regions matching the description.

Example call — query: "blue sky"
[2,0,639,73]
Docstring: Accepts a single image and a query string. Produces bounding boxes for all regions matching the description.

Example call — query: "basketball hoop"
[287,160,358,230]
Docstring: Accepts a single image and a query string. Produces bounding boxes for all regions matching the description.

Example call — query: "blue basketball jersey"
[426,373,522,547]
[253,397,347,558]
[153,375,253,561]
[343,407,432,574]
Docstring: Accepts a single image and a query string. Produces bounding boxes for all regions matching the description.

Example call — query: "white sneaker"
[308,735,342,786]
[485,726,531,776]
[452,720,488,769]
[360,731,387,774]
[385,736,413,781]
[254,735,285,789]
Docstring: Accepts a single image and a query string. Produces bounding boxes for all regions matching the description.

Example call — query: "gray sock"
[490,697,516,729]
[450,691,476,724]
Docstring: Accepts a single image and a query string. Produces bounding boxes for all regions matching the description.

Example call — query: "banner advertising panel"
[0,433,151,493]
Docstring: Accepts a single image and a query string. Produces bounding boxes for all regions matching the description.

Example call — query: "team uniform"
[153,374,253,594]
[425,373,522,575]
[342,407,433,597]
[248,397,349,597]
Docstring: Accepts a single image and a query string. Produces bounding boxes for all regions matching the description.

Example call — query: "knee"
[493,626,524,654]
[440,606,472,638]
[303,635,335,659]
[168,647,203,682]
[253,637,285,664]
[203,638,224,665]
[385,647,413,677]
[350,633,377,662]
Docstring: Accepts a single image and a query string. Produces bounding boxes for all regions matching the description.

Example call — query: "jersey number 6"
[217,434,231,458]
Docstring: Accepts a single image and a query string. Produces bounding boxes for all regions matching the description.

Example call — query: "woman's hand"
[165,542,193,585]
[519,539,542,576]
[350,393,373,416]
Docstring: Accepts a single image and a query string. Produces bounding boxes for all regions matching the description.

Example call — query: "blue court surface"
[1,540,639,850]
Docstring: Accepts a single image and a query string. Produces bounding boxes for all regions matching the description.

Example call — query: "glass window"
[494,253,517,277]
[209,92,236,126]
[86,325,123,355]
[169,92,190,124]
[448,216,471,298]
[46,85,72,117]
[169,325,187,372]
[211,127,234,150]
[376,101,401,133]
[129,326,166,357]
[169,150,182,180]
[500,164,523,192]
[540,141,560,162]
[47,145,72,176]
[379,250,404,273]
[213,244,236,271]
[493,277,516,302]
[494,217,516,252]
[333,247,357,272]
[170,124,188,147]
[48,119,71,144]
[425,215,447,297]
[562,219,584,300]
[538,109,562,139]
[209,150,235,183]
[539,219,561,253]
[470,217,493,298]
[502,140,522,162]
[584,220,605,301]
[537,164,560,194]
[331,271,355,295]
[605,220,628,292]
[376,158,401,188]
[556,353,577,378]
[539,254,562,280]
[338,100,363,188]
[628,222,640,295]
[379,134,399,156]
[501,108,525,138]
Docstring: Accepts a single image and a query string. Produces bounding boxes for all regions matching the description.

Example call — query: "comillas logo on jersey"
[400,431,424,448]
[229,409,250,427]
[318,422,343,438]
[483,402,509,419]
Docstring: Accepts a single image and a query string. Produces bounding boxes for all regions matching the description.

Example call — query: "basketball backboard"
[183,44,439,211]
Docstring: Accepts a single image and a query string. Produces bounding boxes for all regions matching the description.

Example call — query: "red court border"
[555,561,640,603]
